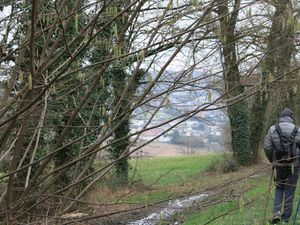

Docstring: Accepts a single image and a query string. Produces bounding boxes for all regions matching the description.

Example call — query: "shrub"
[205,153,239,173]
[222,159,239,173]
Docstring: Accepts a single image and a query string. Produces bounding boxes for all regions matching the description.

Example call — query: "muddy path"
[88,193,210,225]
[128,193,209,225]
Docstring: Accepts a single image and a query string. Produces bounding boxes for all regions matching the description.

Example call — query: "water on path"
[128,193,208,225]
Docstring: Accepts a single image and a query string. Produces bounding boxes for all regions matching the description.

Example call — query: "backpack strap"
[275,124,298,140]
[275,124,283,139]
[291,126,298,138]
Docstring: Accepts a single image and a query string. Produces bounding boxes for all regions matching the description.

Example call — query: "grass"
[89,153,223,204]
[182,171,300,225]
[129,154,221,187]
[183,178,271,225]
[117,154,222,204]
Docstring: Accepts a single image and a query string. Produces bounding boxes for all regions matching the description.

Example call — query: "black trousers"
[273,167,299,221]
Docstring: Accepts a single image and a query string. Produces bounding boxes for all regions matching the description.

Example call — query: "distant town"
[131,82,229,152]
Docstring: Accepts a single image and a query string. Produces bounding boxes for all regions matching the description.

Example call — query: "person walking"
[264,107,300,224]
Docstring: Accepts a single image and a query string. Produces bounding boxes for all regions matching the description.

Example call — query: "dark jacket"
[264,116,300,165]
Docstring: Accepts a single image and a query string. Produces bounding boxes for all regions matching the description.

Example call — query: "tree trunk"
[250,0,296,163]
[217,0,252,165]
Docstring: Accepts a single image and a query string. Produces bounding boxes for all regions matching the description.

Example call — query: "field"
[131,142,217,157]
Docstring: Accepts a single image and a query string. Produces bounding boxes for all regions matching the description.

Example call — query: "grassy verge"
[183,177,271,225]
[182,171,300,225]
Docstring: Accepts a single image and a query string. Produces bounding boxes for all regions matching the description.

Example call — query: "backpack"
[275,124,298,163]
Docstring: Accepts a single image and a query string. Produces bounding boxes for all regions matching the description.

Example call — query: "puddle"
[128,193,208,225]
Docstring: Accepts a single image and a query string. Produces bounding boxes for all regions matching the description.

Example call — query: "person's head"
[280,107,294,121]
